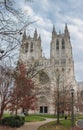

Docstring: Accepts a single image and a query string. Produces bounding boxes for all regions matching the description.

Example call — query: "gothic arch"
[39,70,50,84]
[38,96,49,113]
[56,39,59,50]
[62,39,65,49]
[39,96,48,104]
[25,43,29,53]
[30,42,33,52]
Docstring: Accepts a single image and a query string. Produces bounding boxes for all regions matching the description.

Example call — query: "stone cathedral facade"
[19,25,77,114]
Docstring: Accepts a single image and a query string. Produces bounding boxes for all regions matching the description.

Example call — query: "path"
[17,118,55,130]
[77,119,83,128]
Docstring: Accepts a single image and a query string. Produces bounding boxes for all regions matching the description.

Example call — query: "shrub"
[1,115,25,128]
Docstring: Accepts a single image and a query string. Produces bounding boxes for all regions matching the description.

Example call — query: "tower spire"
[52,25,56,39]
[64,24,70,38]
[22,30,27,41]
[65,24,68,32]
[38,34,41,41]
[34,28,38,39]
[22,30,26,40]
[52,25,56,33]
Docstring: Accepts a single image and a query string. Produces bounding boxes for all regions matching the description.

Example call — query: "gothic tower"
[19,25,77,114]
[19,29,42,64]
[50,24,76,89]
[50,24,72,67]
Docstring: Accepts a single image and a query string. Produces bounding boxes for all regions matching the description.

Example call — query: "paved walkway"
[77,119,83,128]
[17,118,55,130]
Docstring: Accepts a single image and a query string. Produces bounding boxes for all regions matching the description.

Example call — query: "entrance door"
[40,106,48,113]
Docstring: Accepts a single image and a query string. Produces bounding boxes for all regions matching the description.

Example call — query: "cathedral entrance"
[40,106,48,113]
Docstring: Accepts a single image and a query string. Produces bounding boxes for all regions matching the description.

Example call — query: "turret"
[21,30,27,49]
[52,25,56,40]
[20,28,42,61]
[34,28,38,39]
[38,34,41,41]
[22,30,27,41]
[28,34,31,39]
[64,24,70,39]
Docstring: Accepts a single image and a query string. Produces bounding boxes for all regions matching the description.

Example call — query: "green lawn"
[3,113,83,123]
[25,115,45,122]
[29,114,65,118]
[3,114,45,122]
[60,120,71,127]
[3,113,10,117]
[38,120,72,130]
[31,114,56,118]
[76,115,83,120]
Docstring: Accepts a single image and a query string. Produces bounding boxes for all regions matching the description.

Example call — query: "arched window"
[62,39,65,49]
[23,43,28,53]
[80,91,83,97]
[30,42,33,52]
[56,39,59,50]
[39,71,49,84]
[25,43,28,53]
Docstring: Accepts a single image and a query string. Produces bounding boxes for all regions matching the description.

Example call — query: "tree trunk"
[57,75,60,124]
[0,109,4,120]
[15,106,18,115]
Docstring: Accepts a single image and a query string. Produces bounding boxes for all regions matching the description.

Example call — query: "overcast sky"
[15,0,83,82]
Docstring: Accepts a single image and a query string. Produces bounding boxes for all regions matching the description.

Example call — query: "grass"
[38,120,72,130]
[29,114,66,118]
[25,115,45,122]
[76,115,83,119]
[60,120,71,127]
[3,114,45,122]
[3,113,10,117]
[31,114,56,118]
[3,113,83,123]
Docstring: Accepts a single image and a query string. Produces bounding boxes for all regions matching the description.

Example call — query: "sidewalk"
[17,118,55,130]
[77,119,83,128]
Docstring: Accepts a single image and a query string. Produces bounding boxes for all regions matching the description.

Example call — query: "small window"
[80,91,83,97]
[56,39,59,50]
[44,106,48,113]
[25,43,28,53]
[30,42,33,52]
[61,59,66,65]
[40,106,48,113]
[62,68,65,72]
[62,39,65,49]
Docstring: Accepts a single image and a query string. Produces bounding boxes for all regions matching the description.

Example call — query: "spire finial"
[52,25,56,39]
[65,23,68,31]
[64,23,70,38]
[34,28,38,39]
[38,34,41,41]
[22,29,26,40]
[52,25,55,33]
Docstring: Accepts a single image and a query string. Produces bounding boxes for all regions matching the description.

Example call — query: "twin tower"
[19,24,73,70]
[19,24,77,114]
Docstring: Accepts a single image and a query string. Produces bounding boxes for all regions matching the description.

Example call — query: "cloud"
[16,0,83,81]
[75,62,83,81]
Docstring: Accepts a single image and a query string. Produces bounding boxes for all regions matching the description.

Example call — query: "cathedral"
[19,24,77,114]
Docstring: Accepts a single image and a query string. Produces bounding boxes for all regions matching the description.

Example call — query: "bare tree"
[8,63,37,115]
[0,0,40,121]
[0,65,14,120]
[53,70,75,124]
[0,0,34,62]
[76,88,83,112]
